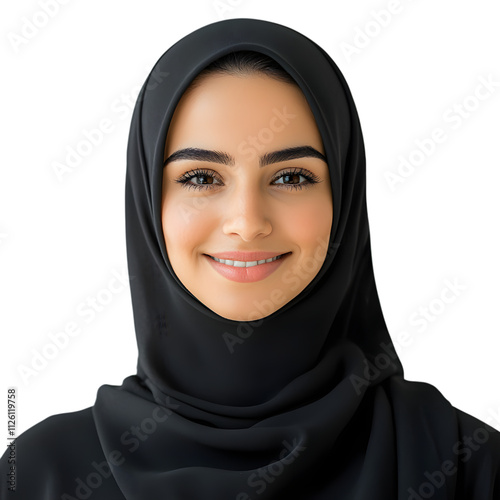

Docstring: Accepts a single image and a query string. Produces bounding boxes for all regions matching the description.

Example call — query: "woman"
[1,18,499,499]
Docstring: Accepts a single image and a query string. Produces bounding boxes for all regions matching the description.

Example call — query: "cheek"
[162,196,215,258]
[279,194,333,253]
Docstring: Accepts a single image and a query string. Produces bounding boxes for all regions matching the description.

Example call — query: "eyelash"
[174,167,320,191]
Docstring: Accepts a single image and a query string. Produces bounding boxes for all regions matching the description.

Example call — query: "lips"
[204,252,291,283]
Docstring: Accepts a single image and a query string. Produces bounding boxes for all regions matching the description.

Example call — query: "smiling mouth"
[206,252,291,268]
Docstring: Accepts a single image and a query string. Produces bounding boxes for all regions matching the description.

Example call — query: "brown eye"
[277,173,302,185]
[271,168,320,190]
[175,169,223,191]
[191,174,215,185]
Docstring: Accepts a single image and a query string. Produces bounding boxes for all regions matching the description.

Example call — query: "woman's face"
[162,72,333,321]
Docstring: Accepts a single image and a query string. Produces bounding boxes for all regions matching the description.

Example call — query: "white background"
[1,0,499,437]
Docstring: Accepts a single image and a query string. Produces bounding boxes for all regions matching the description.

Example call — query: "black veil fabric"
[1,18,499,500]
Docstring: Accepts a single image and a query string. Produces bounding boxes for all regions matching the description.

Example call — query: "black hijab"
[2,17,499,500]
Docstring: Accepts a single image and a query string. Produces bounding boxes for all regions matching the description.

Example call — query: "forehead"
[164,73,324,157]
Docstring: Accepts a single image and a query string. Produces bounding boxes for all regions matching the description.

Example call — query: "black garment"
[2,18,499,500]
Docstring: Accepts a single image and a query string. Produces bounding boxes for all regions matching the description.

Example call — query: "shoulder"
[0,406,124,499]
[14,406,97,449]
[386,376,500,452]
[453,407,500,497]
[386,376,500,497]
[3,406,100,466]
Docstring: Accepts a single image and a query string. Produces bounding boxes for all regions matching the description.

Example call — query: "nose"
[222,186,272,242]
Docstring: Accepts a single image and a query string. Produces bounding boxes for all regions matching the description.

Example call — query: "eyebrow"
[163,145,327,167]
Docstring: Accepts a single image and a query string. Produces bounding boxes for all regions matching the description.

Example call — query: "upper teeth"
[211,255,283,267]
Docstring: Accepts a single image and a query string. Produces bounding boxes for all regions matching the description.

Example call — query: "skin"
[162,72,333,321]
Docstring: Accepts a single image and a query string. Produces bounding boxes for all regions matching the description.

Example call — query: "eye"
[174,166,321,191]
[271,167,320,190]
[175,169,223,191]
